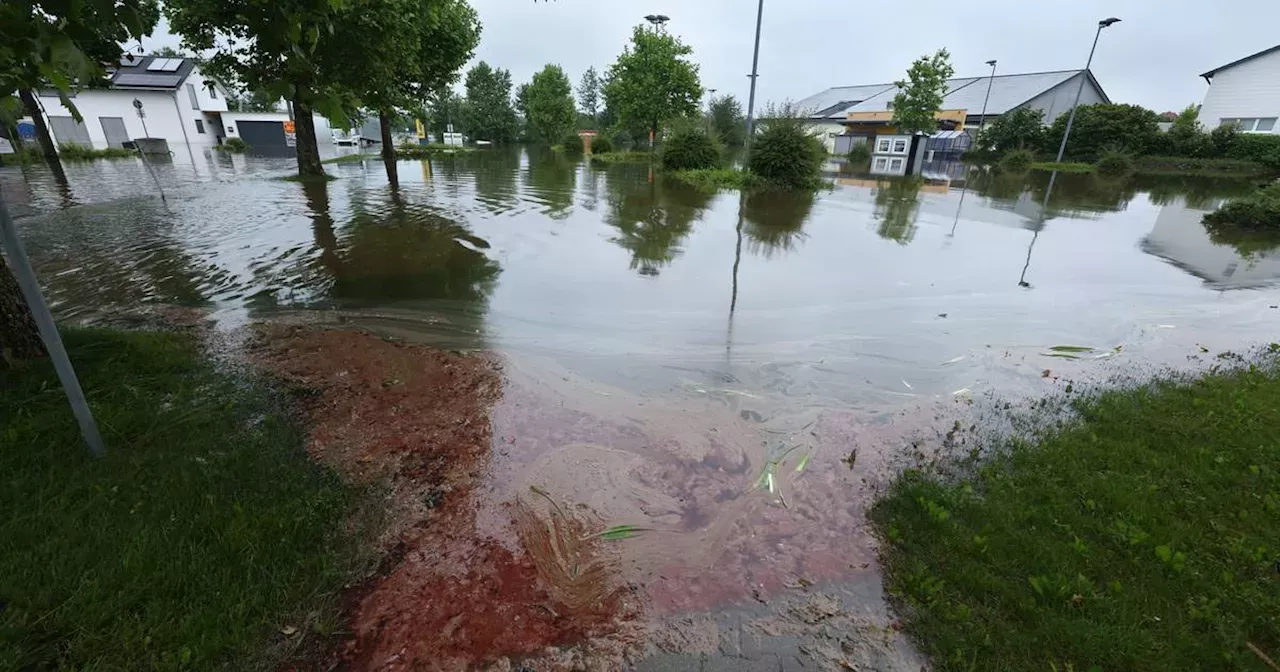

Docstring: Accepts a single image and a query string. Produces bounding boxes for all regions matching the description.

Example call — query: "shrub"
[57,144,137,160]
[1096,150,1134,176]
[846,142,871,163]
[976,107,1047,155]
[590,134,613,154]
[219,137,248,153]
[998,148,1034,173]
[1202,183,1280,255]
[612,130,634,151]
[747,117,825,189]
[1224,132,1280,170]
[1209,124,1238,155]
[1045,103,1161,159]
[560,132,584,155]
[660,127,721,171]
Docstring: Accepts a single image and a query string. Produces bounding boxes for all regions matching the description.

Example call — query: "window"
[874,157,888,170]
[1221,117,1278,133]
[226,126,235,134]
[186,83,199,110]
[892,139,907,153]
[889,158,904,172]
[877,139,891,152]
[209,87,218,99]
[195,119,205,134]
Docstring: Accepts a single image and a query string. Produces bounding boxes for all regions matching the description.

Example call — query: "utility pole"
[977,60,998,135]
[742,0,765,161]
[1054,17,1120,162]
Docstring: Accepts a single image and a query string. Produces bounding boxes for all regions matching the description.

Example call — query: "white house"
[797,69,1109,153]
[29,55,230,150]
[1199,44,1280,134]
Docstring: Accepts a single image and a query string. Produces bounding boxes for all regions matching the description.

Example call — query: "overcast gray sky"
[148,0,1277,114]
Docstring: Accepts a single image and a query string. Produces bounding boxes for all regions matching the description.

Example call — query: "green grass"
[871,357,1280,671]
[322,153,379,164]
[667,168,761,192]
[1136,156,1273,177]
[0,328,369,670]
[57,144,138,161]
[589,150,655,164]
[394,143,476,159]
[1030,161,1096,173]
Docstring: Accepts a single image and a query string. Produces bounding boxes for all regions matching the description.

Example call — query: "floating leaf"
[794,453,811,473]
[1042,352,1083,360]
[588,525,648,541]
[1049,345,1094,353]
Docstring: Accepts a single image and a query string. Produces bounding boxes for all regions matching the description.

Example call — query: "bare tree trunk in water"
[379,110,398,188]
[0,254,45,369]
[18,89,67,183]
[291,93,325,178]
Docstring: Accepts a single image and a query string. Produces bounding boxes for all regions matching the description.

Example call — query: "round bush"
[220,137,248,153]
[998,148,1034,173]
[660,128,721,171]
[561,132,584,155]
[1095,150,1133,176]
[747,119,825,189]
[590,134,613,154]
[846,142,871,163]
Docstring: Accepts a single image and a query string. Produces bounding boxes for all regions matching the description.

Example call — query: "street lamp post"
[1054,17,1120,163]
[977,59,997,134]
[742,0,765,160]
[706,88,717,132]
[643,14,671,149]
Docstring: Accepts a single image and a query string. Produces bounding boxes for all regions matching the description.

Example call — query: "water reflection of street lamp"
[1054,17,1120,162]
[977,60,997,135]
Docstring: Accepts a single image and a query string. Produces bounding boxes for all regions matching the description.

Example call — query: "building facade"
[1199,45,1280,134]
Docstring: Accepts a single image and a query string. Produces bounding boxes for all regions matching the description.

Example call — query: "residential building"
[1198,44,1280,134]
[28,55,230,150]
[797,69,1109,152]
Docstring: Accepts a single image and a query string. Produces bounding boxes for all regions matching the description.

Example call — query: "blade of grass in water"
[795,453,811,473]
[1048,345,1094,353]
[584,525,651,541]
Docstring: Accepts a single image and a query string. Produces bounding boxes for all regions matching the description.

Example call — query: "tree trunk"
[18,88,67,183]
[379,110,398,188]
[291,93,325,178]
[0,254,45,370]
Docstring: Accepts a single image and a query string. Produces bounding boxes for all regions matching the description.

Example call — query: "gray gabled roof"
[108,55,197,90]
[795,83,897,118]
[801,69,1110,120]
[1200,44,1280,82]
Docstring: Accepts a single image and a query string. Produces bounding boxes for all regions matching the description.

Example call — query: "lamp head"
[1099,17,1120,27]
[986,59,997,67]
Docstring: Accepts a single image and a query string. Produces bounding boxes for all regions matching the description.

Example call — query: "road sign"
[283,119,297,147]
[133,98,145,119]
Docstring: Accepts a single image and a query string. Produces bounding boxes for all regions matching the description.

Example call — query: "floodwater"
[5,147,1279,668]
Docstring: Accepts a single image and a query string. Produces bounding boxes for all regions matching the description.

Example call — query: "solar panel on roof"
[145,58,166,71]
[114,73,183,88]
[161,58,182,72]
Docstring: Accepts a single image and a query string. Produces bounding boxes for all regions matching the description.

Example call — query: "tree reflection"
[874,177,923,244]
[603,171,713,275]
[523,149,577,219]
[1134,174,1259,209]
[470,147,522,214]
[740,188,814,258]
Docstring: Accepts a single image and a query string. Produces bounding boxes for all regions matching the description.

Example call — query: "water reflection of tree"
[1135,174,1260,210]
[970,169,1140,216]
[470,147,522,214]
[741,188,814,258]
[603,172,713,275]
[302,181,501,306]
[523,149,577,219]
[874,177,923,244]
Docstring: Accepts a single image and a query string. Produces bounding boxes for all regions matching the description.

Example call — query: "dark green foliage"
[660,127,720,171]
[56,144,137,160]
[998,148,1034,173]
[1224,133,1280,170]
[747,117,826,190]
[872,359,1280,670]
[0,329,363,670]
[1045,103,1161,160]
[612,129,634,151]
[590,134,613,154]
[603,25,702,139]
[524,64,576,144]
[218,137,248,152]
[1210,124,1238,155]
[561,131,584,155]
[846,141,871,163]
[1135,156,1268,176]
[669,168,759,192]
[1095,150,1134,177]
[709,94,745,146]
[976,108,1046,155]
[1202,183,1280,256]
[892,49,954,135]
[463,61,519,144]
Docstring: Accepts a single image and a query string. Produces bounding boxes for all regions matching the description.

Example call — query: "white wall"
[34,89,216,149]
[1199,49,1280,133]
[1020,73,1108,124]
[810,120,846,153]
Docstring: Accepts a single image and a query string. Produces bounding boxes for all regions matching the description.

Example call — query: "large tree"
[578,66,602,126]
[1,0,159,180]
[524,64,575,144]
[709,94,745,146]
[426,90,466,140]
[463,62,517,144]
[166,0,357,178]
[891,49,955,135]
[322,0,479,185]
[603,25,702,147]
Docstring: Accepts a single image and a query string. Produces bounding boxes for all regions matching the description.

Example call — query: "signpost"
[132,99,166,203]
[283,119,297,148]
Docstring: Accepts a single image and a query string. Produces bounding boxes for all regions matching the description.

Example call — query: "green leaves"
[524,64,576,144]
[891,48,955,135]
[603,25,702,135]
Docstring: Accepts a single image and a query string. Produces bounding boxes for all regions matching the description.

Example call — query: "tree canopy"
[524,64,575,144]
[578,67,602,123]
[603,25,702,139]
[463,61,518,143]
[976,107,1046,154]
[891,49,954,135]
[709,94,745,146]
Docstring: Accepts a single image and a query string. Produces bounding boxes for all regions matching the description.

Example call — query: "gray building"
[798,69,1110,152]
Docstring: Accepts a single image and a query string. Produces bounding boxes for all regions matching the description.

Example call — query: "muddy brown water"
[5,147,1280,670]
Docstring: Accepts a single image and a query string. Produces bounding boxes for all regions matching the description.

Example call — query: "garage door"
[234,120,294,156]
[47,116,92,147]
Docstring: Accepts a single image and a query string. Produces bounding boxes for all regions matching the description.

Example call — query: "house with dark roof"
[797,69,1109,152]
[27,54,230,151]
[1199,44,1280,134]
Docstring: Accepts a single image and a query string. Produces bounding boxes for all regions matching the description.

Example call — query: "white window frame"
[1222,117,1278,133]
[873,157,888,170]
[876,138,891,152]
[892,139,907,153]
[889,157,904,172]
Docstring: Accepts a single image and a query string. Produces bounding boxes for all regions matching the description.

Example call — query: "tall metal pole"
[742,0,765,160]
[1054,18,1119,163]
[0,191,105,457]
[977,60,997,134]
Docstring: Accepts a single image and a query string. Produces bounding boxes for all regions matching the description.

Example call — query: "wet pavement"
[4,146,1280,669]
